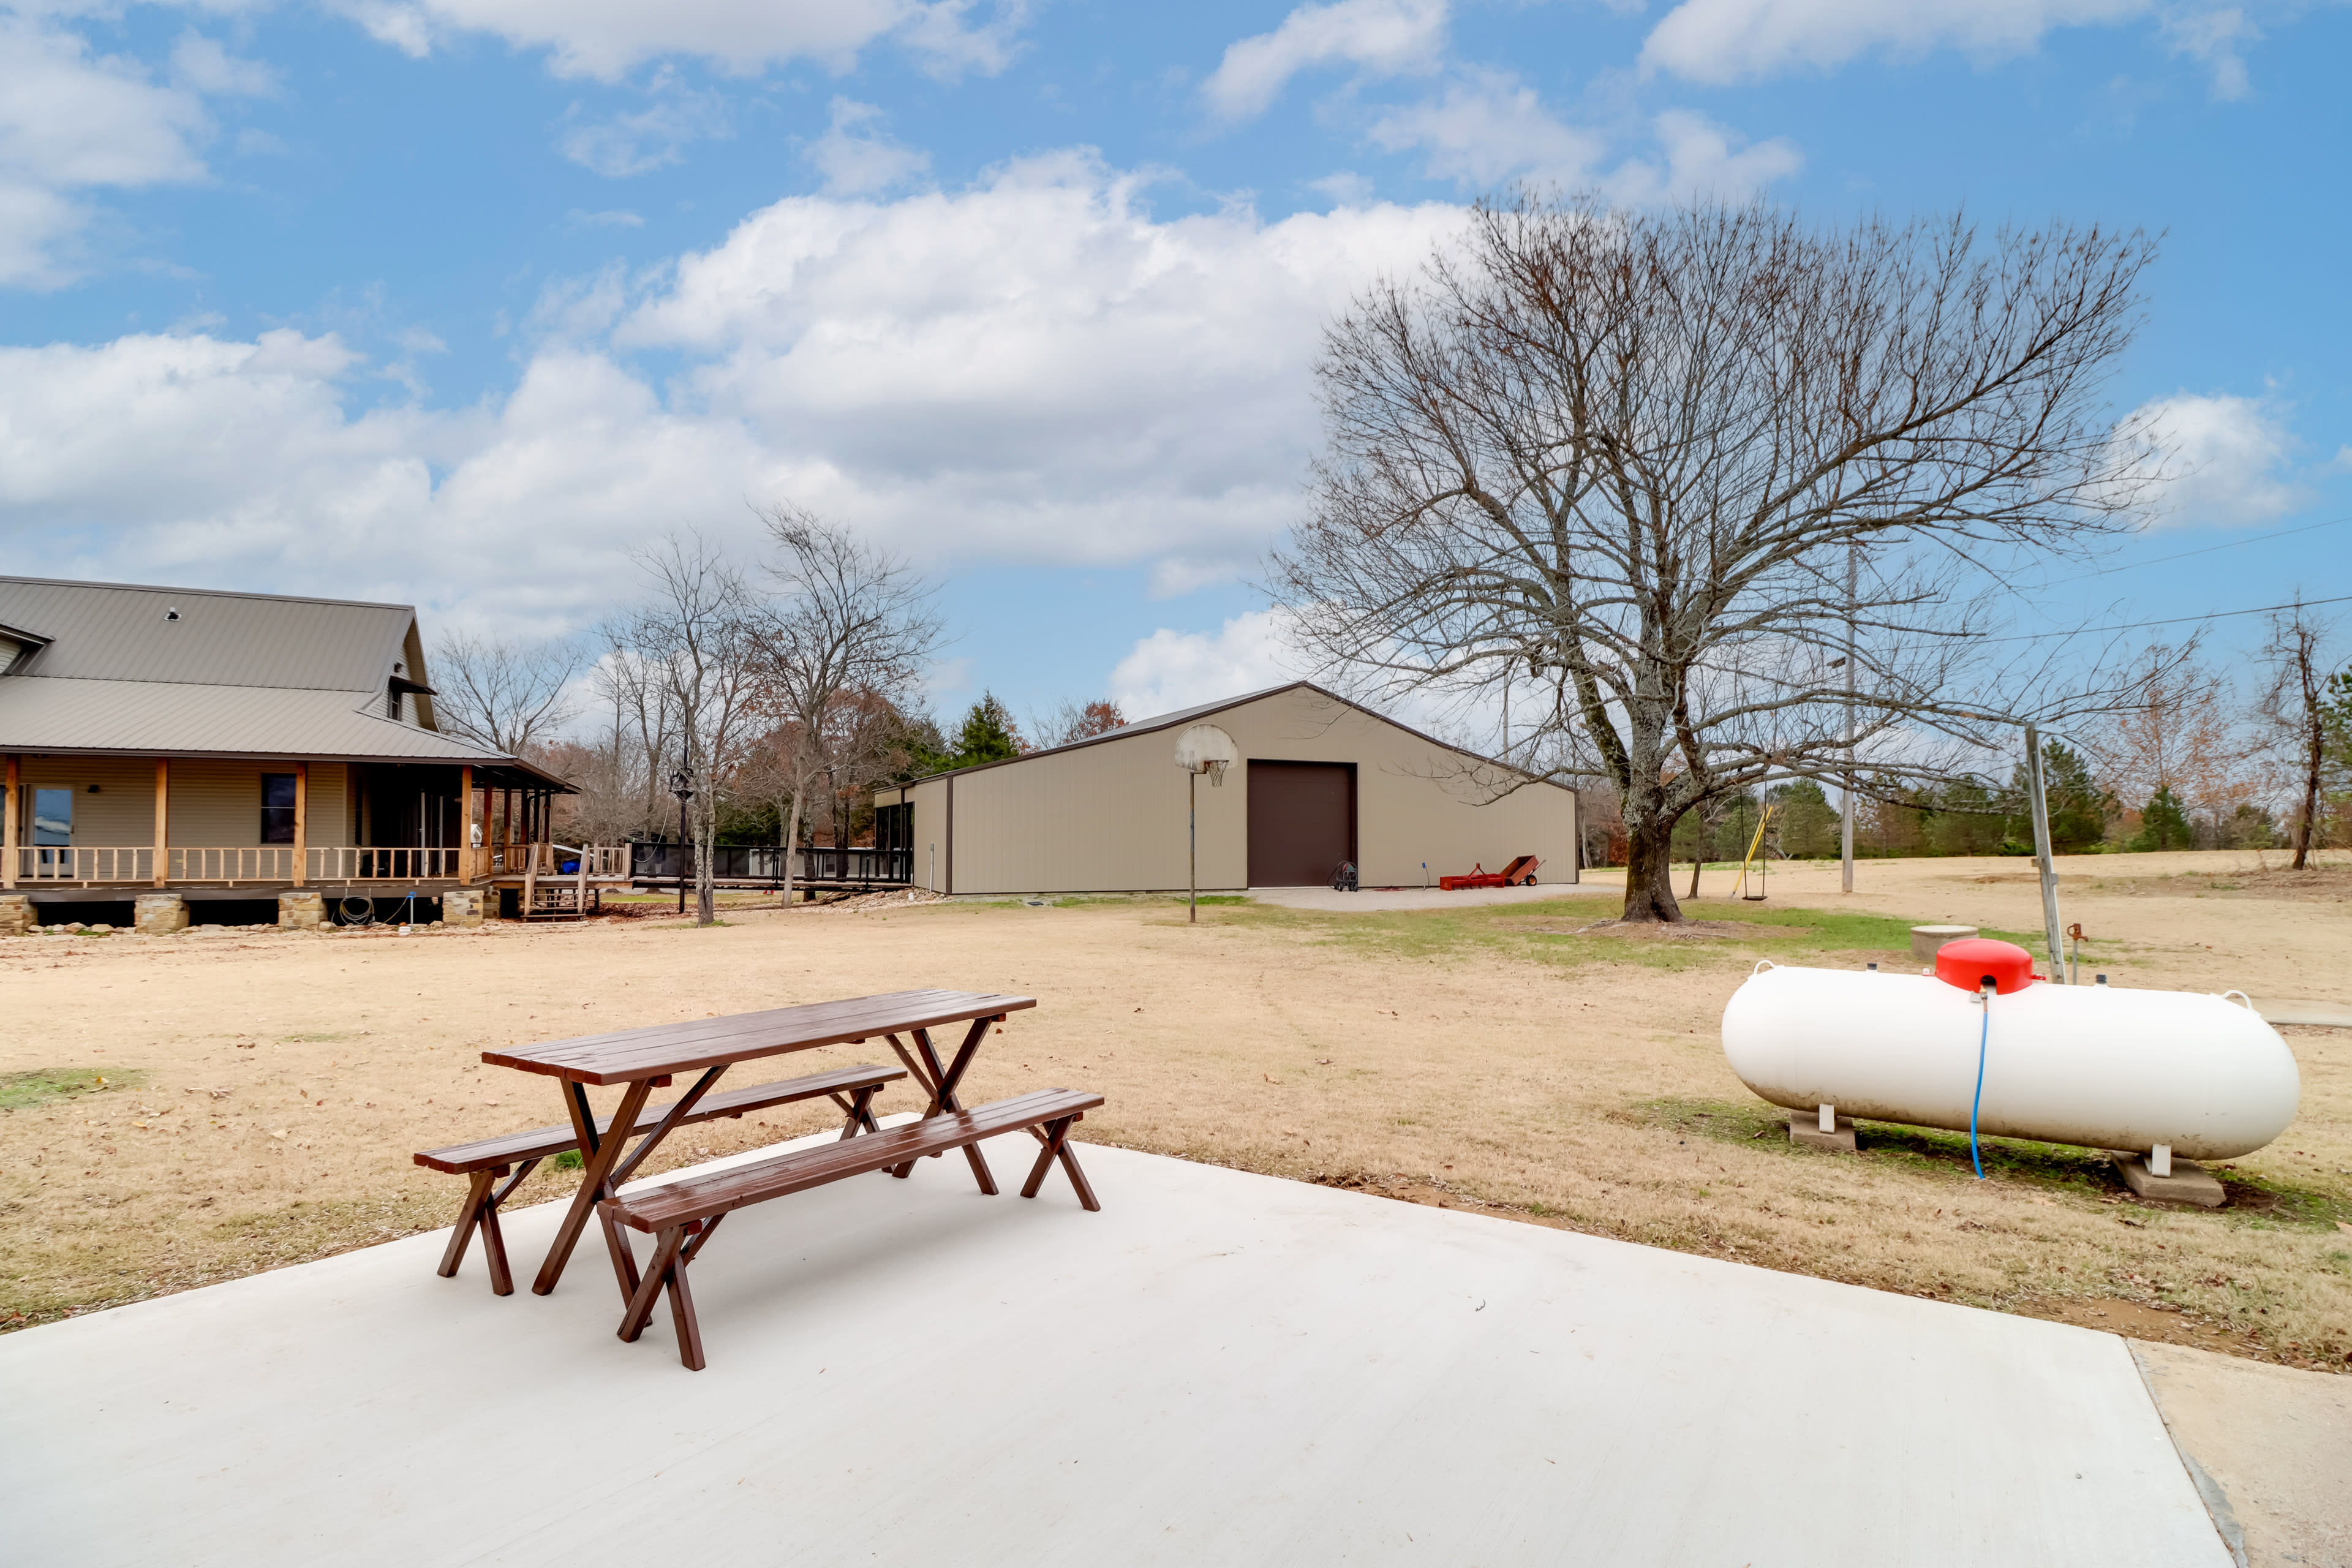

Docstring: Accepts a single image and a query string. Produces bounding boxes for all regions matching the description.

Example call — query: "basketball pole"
[1188,766,1197,925]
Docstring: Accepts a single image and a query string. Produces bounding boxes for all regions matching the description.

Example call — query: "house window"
[31,788,71,845]
[261,774,298,843]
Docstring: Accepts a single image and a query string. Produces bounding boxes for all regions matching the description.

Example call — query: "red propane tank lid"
[1934,937,2038,995]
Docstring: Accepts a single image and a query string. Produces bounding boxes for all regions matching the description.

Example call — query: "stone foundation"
[0,894,29,937]
[277,890,325,930]
[443,889,483,927]
[134,892,189,935]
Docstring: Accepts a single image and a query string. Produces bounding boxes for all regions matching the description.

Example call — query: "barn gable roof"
[899,680,1576,794]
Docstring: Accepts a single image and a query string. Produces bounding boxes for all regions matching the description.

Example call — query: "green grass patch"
[0,1068,143,1110]
[1630,1094,2352,1227]
[551,1148,584,1172]
[1172,895,1252,907]
[1219,892,2043,974]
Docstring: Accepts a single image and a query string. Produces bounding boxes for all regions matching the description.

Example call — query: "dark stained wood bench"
[415,1063,906,1295]
[600,1087,1104,1369]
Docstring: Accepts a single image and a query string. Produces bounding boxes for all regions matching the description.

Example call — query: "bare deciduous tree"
[614,534,764,925]
[2255,599,2338,870]
[2088,641,2248,840]
[1272,194,2163,921]
[429,630,581,755]
[1031,698,1128,748]
[747,505,943,906]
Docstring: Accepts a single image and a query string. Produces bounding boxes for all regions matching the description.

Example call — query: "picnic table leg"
[831,1084,882,1139]
[437,1169,497,1280]
[617,1221,688,1344]
[1020,1113,1101,1210]
[916,1021,997,1196]
[532,1077,655,1297]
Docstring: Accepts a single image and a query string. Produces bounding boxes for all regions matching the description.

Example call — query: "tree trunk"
[2294,725,2321,871]
[1621,820,1686,922]
[693,791,717,926]
[780,774,809,908]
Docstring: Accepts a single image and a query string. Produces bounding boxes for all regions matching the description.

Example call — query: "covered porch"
[2,752,570,902]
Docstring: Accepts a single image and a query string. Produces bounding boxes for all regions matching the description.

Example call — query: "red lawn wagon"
[1437,855,1540,891]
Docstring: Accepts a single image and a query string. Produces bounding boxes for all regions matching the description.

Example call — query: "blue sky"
[2,0,2346,737]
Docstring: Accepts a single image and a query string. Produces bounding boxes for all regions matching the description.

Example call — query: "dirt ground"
[3,848,2347,1373]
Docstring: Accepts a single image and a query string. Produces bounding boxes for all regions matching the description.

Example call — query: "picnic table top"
[481,989,1037,1085]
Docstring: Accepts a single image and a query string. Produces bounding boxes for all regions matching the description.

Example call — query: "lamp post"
[670,769,694,916]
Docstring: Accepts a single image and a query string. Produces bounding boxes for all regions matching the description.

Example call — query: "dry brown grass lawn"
[3,849,2347,1372]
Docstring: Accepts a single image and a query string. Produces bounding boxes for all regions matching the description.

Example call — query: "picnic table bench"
[413,1063,902,1295]
[453,989,1099,1367]
[604,1087,1102,1368]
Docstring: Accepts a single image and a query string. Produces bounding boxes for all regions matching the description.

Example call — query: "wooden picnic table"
[481,989,1037,1299]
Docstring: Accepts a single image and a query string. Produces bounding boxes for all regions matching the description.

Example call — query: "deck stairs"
[524,884,597,922]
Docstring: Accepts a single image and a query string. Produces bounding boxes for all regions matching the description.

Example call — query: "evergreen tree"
[2005,739,2112,853]
[948,692,1026,768]
[1766,779,1838,858]
[2129,785,2193,851]
[1925,777,2007,856]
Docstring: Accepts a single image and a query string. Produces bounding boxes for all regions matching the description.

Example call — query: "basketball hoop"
[1174,724,1238,783]
[1172,725,1239,921]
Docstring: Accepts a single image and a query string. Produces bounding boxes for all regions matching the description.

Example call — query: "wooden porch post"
[153,758,169,887]
[461,765,475,881]
[292,761,308,888]
[4,753,18,891]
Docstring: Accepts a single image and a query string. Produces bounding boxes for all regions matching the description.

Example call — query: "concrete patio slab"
[1,1131,2233,1568]
[1247,881,1609,912]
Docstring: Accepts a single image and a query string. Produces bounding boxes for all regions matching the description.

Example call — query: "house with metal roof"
[870,681,1581,897]
[0,576,573,931]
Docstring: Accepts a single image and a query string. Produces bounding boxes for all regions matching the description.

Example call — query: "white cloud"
[0,15,214,286]
[804,98,930,197]
[1203,0,1448,122]
[1604,110,1803,203]
[169,32,277,97]
[2125,391,2308,527]
[2162,6,2260,100]
[567,207,646,228]
[1110,611,1305,718]
[1367,69,1605,188]
[354,0,1021,83]
[1640,0,2147,85]
[557,72,731,177]
[1366,77,1800,200]
[0,156,1464,632]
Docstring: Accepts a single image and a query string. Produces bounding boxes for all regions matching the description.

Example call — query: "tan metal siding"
[15,756,154,846]
[164,760,352,848]
[930,685,1578,895]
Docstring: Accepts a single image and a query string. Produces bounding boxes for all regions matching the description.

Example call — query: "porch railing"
[627,843,913,886]
[7,845,473,886]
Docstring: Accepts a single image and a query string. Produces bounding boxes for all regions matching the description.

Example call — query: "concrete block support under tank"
[1789,1110,1858,1152]
[2111,1152,2226,1208]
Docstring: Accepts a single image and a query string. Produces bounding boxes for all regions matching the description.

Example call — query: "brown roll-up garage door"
[1246,760,1356,886]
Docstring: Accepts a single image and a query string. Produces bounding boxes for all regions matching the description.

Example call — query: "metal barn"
[872,682,1580,896]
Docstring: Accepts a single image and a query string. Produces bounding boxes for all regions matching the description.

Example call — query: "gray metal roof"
[0,576,570,787]
[0,678,514,764]
[0,576,417,690]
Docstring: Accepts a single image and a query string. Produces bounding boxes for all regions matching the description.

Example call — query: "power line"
[2038,512,2352,587]
[1975,592,2352,645]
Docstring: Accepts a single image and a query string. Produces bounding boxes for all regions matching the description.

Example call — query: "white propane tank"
[1721,958,2300,1159]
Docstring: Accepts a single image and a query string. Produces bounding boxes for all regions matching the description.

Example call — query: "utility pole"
[1840,541,1858,894]
[2023,725,2065,982]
